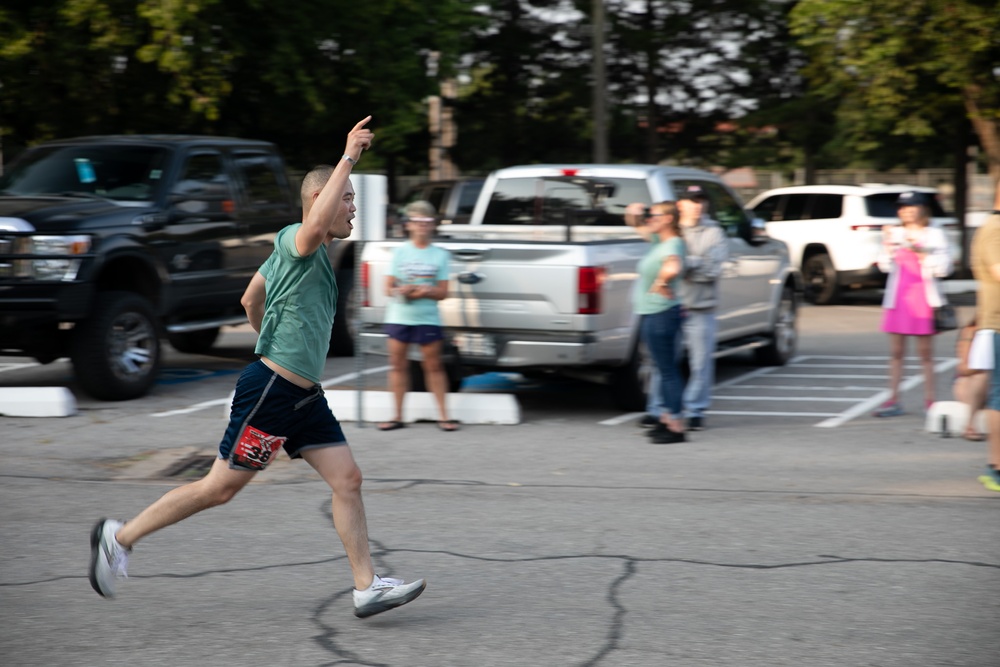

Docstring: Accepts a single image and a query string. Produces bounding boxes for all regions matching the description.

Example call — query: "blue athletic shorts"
[218,361,347,471]
[384,323,444,345]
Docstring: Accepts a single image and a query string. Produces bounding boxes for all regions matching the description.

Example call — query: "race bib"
[231,425,287,470]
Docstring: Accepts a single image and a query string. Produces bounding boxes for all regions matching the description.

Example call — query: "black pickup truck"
[0,135,305,400]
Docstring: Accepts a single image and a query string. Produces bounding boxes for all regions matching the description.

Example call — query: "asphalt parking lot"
[1,298,997,666]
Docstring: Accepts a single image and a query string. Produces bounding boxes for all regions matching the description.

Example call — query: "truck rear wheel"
[167,328,220,355]
[755,285,798,366]
[71,291,161,400]
[609,340,652,412]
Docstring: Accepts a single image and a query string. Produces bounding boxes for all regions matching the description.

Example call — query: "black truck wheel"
[755,285,798,366]
[71,291,161,401]
[167,328,220,355]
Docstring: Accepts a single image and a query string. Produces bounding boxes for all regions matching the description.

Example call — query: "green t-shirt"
[633,236,684,315]
[255,224,338,383]
[384,241,450,326]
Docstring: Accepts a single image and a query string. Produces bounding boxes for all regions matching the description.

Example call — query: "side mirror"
[750,216,770,244]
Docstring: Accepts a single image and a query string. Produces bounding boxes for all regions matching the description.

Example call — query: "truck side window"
[174,153,231,198]
[675,180,749,238]
[172,153,233,215]
[456,182,482,215]
[234,153,287,208]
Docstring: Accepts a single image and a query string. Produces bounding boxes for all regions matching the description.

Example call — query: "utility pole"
[427,52,457,180]
[592,0,609,163]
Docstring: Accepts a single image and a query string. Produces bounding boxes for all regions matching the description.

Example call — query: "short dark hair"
[300,164,335,205]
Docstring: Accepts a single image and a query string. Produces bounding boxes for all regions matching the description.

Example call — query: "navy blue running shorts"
[218,360,347,471]
[384,323,444,345]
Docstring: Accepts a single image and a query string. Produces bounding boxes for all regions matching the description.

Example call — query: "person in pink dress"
[874,191,953,417]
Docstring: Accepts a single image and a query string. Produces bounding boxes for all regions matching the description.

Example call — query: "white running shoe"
[89,518,129,598]
[353,574,426,618]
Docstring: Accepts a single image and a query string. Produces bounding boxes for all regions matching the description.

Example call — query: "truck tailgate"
[363,239,645,334]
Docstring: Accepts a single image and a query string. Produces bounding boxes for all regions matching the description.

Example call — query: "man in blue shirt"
[89,117,426,619]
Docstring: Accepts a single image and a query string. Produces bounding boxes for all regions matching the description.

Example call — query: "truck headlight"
[16,235,92,280]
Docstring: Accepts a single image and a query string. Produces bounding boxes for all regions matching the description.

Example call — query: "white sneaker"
[89,518,129,598]
[353,574,426,618]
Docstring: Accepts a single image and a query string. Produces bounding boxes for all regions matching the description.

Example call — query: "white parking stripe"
[815,358,957,428]
[604,355,962,428]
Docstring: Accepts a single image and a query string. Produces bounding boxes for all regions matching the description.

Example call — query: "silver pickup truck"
[358,164,802,411]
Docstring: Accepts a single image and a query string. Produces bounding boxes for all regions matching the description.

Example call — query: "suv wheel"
[609,340,652,411]
[803,252,839,305]
[755,285,797,366]
[71,292,161,400]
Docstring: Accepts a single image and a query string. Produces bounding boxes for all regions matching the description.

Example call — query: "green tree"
[790,0,1000,183]
[0,0,482,181]
[602,0,799,166]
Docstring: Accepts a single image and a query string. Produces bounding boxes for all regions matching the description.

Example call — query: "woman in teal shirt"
[634,201,687,444]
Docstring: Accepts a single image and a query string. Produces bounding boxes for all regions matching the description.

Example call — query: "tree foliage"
[790,0,1000,181]
[1,0,997,187]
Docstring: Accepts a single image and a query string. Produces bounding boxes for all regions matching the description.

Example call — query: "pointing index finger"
[353,115,373,131]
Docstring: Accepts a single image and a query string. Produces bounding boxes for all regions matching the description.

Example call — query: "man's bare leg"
[301,446,375,590]
[116,458,257,548]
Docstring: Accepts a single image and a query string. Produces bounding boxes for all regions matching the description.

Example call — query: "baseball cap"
[678,185,710,201]
[404,200,438,221]
[896,191,932,207]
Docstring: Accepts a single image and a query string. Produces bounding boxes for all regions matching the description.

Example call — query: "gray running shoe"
[89,518,129,598]
[353,574,426,618]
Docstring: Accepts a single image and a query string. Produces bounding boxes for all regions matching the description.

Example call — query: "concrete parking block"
[0,386,76,417]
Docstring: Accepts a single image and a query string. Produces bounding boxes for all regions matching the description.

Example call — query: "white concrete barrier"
[325,390,520,425]
[925,400,987,437]
[0,387,77,417]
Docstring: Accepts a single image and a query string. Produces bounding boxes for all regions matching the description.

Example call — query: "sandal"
[437,420,460,432]
[962,430,986,442]
[377,420,406,431]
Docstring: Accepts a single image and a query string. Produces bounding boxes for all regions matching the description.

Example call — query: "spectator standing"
[969,186,1000,491]
[378,200,458,432]
[873,191,952,417]
[88,117,428,618]
[633,201,687,444]
[675,185,729,431]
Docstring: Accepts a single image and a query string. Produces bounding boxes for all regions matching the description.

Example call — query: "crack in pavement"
[8,548,996,666]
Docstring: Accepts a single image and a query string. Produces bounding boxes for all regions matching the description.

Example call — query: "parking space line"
[604,355,962,428]
[814,358,957,428]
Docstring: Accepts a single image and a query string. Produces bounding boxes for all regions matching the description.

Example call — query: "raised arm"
[295,116,374,257]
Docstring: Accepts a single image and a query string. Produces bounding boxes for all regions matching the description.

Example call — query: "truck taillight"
[361,261,370,307]
[578,266,605,314]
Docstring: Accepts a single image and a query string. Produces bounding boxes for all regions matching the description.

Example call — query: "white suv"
[745,184,959,304]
